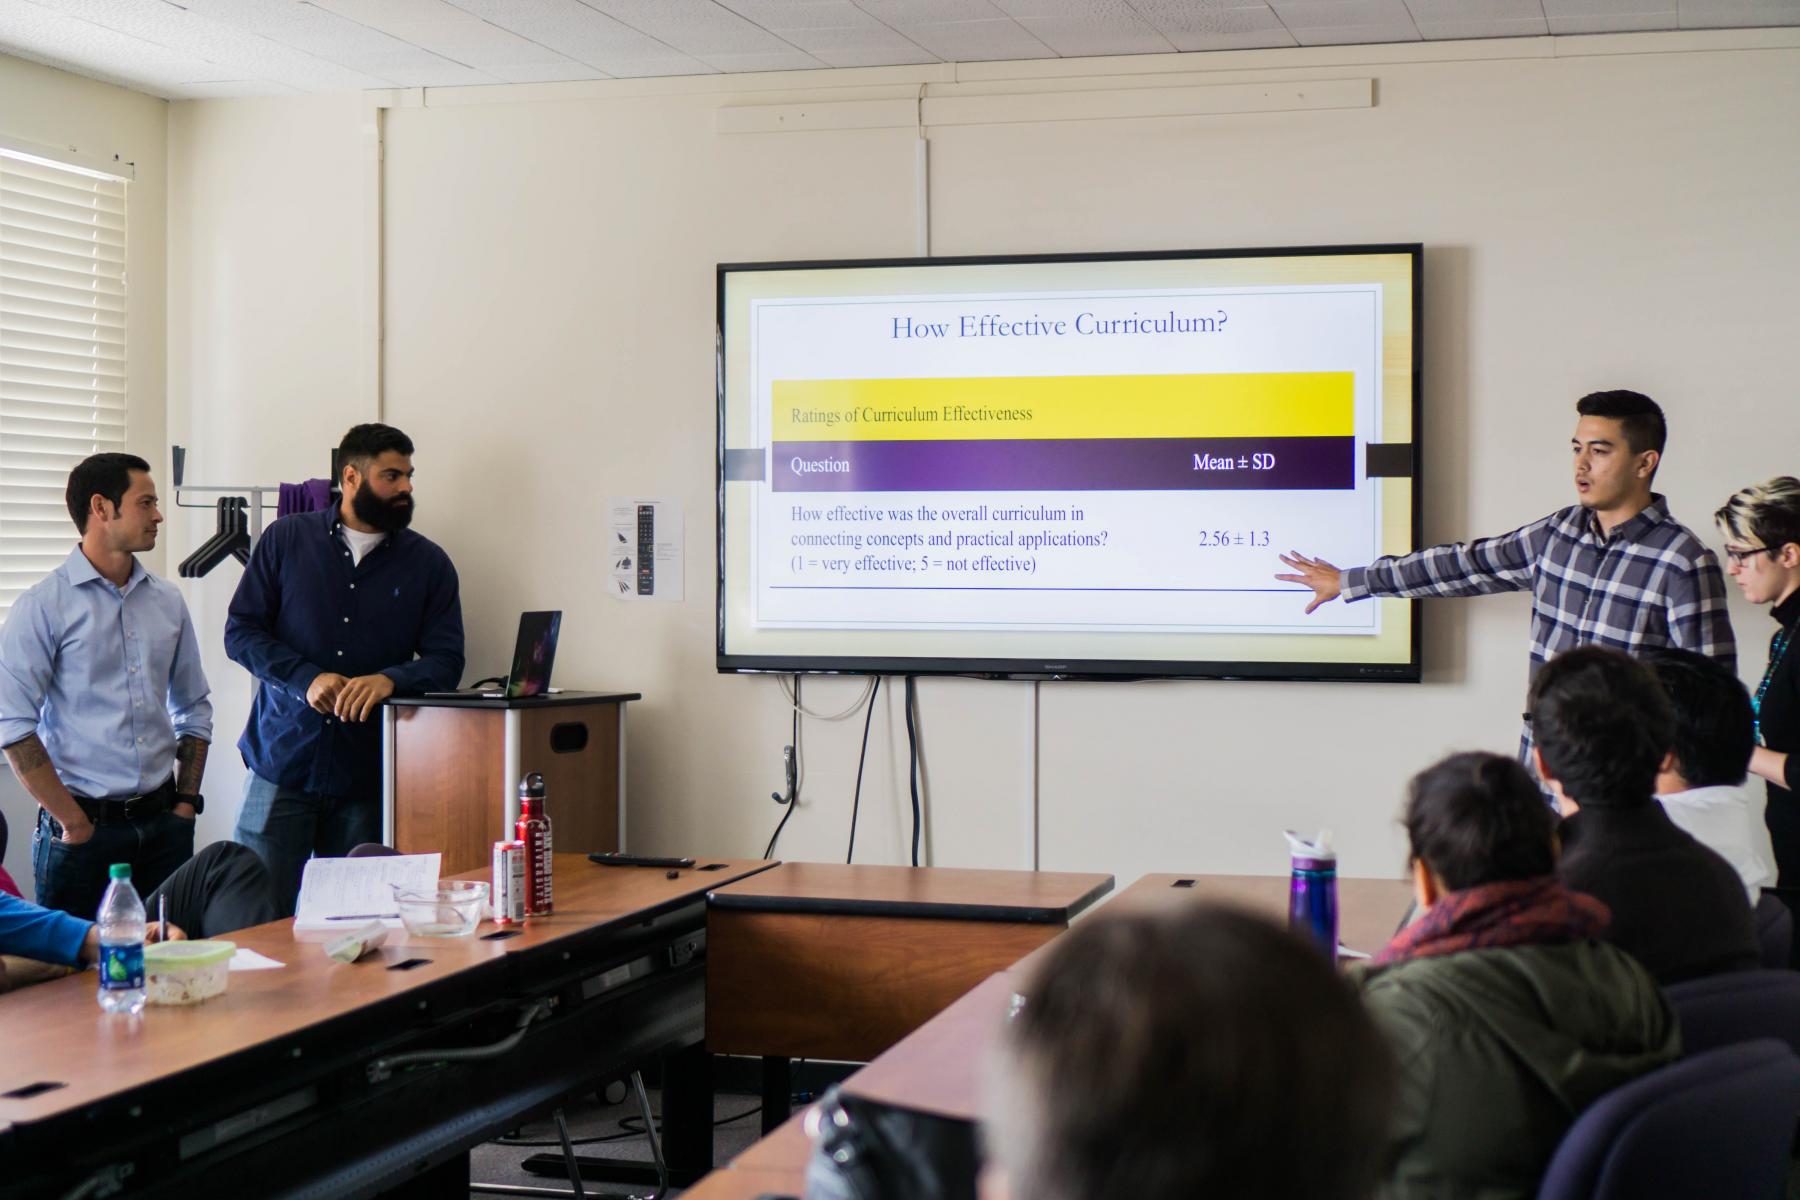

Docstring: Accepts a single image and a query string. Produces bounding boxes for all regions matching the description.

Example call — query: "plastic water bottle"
[1285,830,1339,960]
[96,863,147,1015]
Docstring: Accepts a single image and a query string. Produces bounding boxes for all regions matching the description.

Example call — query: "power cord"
[905,675,921,867]
[778,672,875,721]
[845,677,883,863]
[491,1104,763,1148]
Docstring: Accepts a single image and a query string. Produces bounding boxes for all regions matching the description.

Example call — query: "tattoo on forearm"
[175,737,209,795]
[3,734,50,777]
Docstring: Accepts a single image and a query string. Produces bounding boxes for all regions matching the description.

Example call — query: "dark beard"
[352,485,414,533]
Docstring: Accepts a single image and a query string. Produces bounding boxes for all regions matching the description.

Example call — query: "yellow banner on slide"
[771,373,1352,441]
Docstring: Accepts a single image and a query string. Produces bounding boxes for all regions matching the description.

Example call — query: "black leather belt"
[73,781,174,824]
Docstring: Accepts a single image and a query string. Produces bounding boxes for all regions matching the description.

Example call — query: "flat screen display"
[717,245,1421,682]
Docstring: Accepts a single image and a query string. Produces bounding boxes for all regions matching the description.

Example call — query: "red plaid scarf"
[1375,876,1611,966]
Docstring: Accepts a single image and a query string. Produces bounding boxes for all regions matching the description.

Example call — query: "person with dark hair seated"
[0,840,276,993]
[1357,751,1679,1200]
[985,903,1395,1200]
[1643,647,1776,899]
[1530,645,1759,982]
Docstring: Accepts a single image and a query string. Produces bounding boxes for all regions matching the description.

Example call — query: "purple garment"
[277,479,333,518]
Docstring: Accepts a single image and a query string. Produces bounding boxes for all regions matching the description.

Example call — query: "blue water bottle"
[1286,830,1339,960]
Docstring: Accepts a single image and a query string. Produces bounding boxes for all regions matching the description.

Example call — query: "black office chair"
[1755,891,1793,969]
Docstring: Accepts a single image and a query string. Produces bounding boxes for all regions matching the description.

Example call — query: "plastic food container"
[391,880,489,937]
[144,940,236,1005]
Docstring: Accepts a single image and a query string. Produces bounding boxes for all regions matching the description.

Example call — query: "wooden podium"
[381,691,640,876]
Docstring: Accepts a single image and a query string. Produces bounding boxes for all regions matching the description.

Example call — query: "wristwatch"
[174,792,205,816]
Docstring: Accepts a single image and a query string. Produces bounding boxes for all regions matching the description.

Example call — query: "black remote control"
[636,504,654,595]
[589,852,696,869]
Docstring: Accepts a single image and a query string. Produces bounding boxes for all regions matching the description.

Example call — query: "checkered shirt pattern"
[1341,495,1735,759]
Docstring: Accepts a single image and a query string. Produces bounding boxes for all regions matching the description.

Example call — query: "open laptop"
[425,610,562,699]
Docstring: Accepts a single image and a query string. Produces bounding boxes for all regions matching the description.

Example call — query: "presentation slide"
[718,248,1419,681]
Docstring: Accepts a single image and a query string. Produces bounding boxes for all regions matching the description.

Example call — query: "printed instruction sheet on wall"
[609,498,683,601]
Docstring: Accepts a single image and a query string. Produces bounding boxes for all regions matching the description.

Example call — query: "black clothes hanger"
[180,496,249,578]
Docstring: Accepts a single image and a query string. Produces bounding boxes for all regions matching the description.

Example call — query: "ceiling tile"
[581,0,803,54]
[180,0,489,84]
[165,79,305,98]
[1404,0,1546,19]
[603,54,722,74]
[891,16,1060,56]
[0,5,221,97]
[696,47,830,68]
[21,0,399,90]
[1290,21,1424,41]
[1164,24,1299,46]
[715,0,882,30]
[1544,0,1673,10]
[775,21,933,50]
[1416,16,1550,36]
[808,43,944,62]
[307,0,585,72]
[1135,3,1289,35]
[477,61,611,81]
[1012,13,1178,53]
[857,0,1012,20]
[1546,10,1678,29]
[1268,0,1418,27]
[448,0,716,73]
[1677,0,1800,26]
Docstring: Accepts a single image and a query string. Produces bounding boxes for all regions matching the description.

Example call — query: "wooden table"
[707,863,1110,1063]
[707,861,1111,1132]
[0,853,770,1199]
[1008,871,1415,981]
[690,870,1415,1200]
[699,974,1022,1200]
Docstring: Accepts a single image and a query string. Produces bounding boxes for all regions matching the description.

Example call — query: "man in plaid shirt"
[1278,390,1735,758]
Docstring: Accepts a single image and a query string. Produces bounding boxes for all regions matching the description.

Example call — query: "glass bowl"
[391,880,489,937]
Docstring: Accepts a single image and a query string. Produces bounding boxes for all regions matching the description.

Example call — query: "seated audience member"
[1358,751,1679,1200]
[0,841,275,992]
[1530,645,1759,982]
[985,903,1394,1200]
[1644,647,1776,899]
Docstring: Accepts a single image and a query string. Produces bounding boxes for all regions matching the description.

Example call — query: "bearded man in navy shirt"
[226,424,464,914]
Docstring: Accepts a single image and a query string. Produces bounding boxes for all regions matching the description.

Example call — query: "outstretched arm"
[1276,516,1552,614]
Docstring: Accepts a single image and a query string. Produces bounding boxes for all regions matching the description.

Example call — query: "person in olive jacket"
[1356,751,1679,1200]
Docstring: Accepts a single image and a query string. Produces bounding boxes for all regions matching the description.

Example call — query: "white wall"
[166,91,374,849]
[163,32,1800,889]
[0,54,166,896]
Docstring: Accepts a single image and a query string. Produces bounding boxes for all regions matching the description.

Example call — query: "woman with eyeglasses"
[1716,476,1800,883]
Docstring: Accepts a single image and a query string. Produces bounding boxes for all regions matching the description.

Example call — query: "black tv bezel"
[716,242,1423,684]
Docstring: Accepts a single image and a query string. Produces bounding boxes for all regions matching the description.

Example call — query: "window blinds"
[0,150,128,619]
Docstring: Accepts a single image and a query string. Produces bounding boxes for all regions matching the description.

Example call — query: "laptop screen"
[506,611,561,698]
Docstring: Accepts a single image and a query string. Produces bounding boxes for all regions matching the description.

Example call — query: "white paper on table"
[229,948,286,971]
[292,853,441,930]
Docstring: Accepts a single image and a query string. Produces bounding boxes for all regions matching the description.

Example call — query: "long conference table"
[685,870,1417,1200]
[0,854,771,1200]
[0,858,1411,1200]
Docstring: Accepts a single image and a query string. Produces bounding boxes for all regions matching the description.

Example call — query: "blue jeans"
[234,773,382,918]
[33,804,195,919]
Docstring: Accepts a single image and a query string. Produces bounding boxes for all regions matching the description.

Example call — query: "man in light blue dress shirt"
[0,454,214,918]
